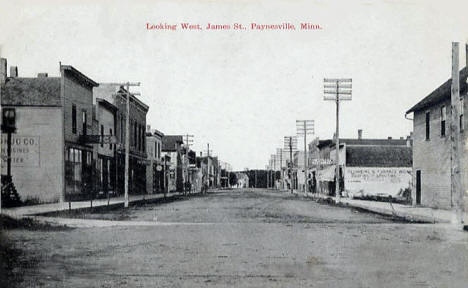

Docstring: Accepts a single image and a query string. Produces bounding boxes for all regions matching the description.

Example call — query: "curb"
[302,192,448,224]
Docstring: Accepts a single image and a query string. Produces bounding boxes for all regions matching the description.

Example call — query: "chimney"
[200,152,203,157]
[37,73,48,78]
[388,137,392,140]
[10,66,18,78]
[146,124,151,133]
[400,137,404,140]
[358,129,363,140]
[0,58,7,84]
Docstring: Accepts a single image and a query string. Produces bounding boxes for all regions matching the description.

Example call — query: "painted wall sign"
[345,167,412,197]
[1,135,40,169]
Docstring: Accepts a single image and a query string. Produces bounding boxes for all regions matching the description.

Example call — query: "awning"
[317,165,336,181]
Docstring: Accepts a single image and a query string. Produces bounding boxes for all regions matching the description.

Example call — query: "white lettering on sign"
[345,167,412,197]
[1,136,40,169]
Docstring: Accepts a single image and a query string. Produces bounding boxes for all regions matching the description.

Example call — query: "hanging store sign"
[80,135,118,144]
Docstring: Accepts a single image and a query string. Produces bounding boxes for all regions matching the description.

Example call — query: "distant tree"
[229,172,238,187]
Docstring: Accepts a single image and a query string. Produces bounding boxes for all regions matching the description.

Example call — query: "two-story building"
[93,98,118,198]
[1,59,98,203]
[162,135,184,192]
[406,67,468,209]
[146,126,164,194]
[93,84,149,195]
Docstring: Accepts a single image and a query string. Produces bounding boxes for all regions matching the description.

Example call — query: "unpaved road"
[3,189,468,287]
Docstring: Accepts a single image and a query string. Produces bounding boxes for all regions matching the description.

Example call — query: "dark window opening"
[101,125,104,148]
[72,104,77,134]
[110,128,113,150]
[440,106,446,137]
[425,111,430,140]
[82,110,87,136]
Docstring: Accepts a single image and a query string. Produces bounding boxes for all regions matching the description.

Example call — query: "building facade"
[162,135,184,192]
[315,132,413,199]
[93,84,149,195]
[93,98,118,198]
[146,127,164,194]
[1,59,98,203]
[406,67,468,209]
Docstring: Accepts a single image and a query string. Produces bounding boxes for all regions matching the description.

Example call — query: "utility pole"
[324,78,352,202]
[107,82,141,208]
[296,120,315,195]
[272,154,277,189]
[284,136,297,194]
[183,134,194,195]
[277,148,283,190]
[204,143,212,190]
[451,42,463,226]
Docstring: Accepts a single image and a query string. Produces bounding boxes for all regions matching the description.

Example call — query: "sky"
[1,0,468,170]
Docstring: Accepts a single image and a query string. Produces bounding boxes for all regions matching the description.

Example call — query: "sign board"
[80,135,118,144]
[311,159,335,165]
[345,167,412,197]
[1,135,40,169]
[137,159,151,165]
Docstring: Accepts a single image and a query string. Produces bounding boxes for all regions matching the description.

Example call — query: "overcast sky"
[1,0,468,170]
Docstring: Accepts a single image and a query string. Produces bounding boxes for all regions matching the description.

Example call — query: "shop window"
[82,110,87,136]
[87,152,92,165]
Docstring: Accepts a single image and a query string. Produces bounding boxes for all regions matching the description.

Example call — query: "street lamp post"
[1,108,17,213]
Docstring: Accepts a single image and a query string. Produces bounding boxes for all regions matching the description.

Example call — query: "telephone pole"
[324,78,352,202]
[451,42,464,227]
[107,82,141,208]
[183,134,194,195]
[272,154,277,189]
[284,136,297,194]
[277,148,283,190]
[204,143,213,189]
[296,120,315,194]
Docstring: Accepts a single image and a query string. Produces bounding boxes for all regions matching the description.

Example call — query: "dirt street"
[3,189,468,287]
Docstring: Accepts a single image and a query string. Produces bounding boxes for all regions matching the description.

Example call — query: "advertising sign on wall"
[1,135,40,171]
[345,167,412,197]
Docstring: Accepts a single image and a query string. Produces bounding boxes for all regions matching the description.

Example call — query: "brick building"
[1,59,98,202]
[93,84,149,195]
[406,67,468,209]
